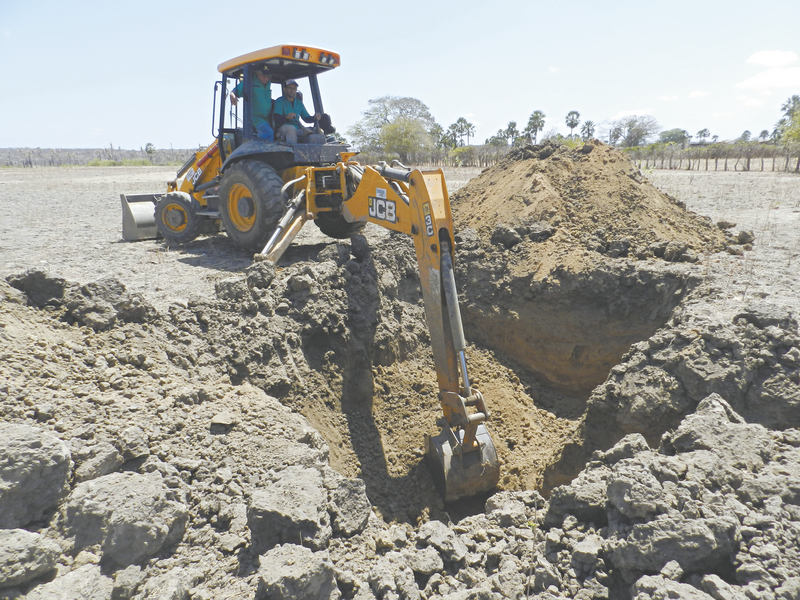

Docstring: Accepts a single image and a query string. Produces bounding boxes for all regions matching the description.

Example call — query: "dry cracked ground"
[1,141,799,600]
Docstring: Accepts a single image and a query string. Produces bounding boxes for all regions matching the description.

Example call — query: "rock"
[255,544,340,600]
[112,565,145,600]
[606,456,667,519]
[210,411,236,434]
[572,534,603,566]
[609,514,739,577]
[491,224,523,248]
[0,529,61,588]
[485,491,528,527]
[417,520,468,563]
[117,426,150,461]
[698,574,748,600]
[248,466,331,553]
[61,471,188,567]
[662,394,773,478]
[545,465,611,527]
[403,545,443,576]
[24,564,114,600]
[368,552,419,600]
[598,433,650,464]
[0,423,72,528]
[632,574,715,599]
[132,567,200,600]
[376,525,409,550]
[74,442,124,482]
[328,477,371,536]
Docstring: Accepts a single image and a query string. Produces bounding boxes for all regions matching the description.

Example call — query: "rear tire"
[314,212,366,239]
[219,160,285,253]
[154,192,203,244]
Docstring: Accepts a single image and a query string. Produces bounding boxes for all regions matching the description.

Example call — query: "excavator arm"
[260,158,500,502]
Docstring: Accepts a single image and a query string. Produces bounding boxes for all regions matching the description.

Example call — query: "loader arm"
[260,159,500,502]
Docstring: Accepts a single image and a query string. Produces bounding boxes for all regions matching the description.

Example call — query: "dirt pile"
[446,141,737,401]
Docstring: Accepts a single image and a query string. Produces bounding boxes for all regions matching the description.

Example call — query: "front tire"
[154,192,203,244]
[219,161,284,253]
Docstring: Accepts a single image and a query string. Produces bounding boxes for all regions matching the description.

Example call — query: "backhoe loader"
[121,45,499,502]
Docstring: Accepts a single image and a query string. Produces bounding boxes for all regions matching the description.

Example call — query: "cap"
[257,64,270,74]
[285,79,299,87]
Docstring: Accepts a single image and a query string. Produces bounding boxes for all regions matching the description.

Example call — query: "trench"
[242,232,697,524]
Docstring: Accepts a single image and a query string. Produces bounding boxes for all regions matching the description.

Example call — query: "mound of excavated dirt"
[446,141,736,406]
[451,140,728,272]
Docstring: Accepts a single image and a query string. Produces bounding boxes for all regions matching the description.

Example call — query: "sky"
[1,0,799,150]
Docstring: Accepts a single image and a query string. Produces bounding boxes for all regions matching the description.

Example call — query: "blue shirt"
[233,79,272,128]
[273,95,313,130]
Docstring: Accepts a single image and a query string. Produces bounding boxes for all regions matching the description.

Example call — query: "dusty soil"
[2,143,799,597]
[2,149,798,518]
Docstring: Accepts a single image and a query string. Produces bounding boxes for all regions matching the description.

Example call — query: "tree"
[776,95,800,145]
[609,115,661,147]
[738,130,752,143]
[524,110,546,143]
[580,120,595,140]
[759,130,770,142]
[486,130,509,147]
[504,121,519,145]
[429,123,448,149]
[696,129,710,143]
[447,123,460,147]
[463,121,476,146]
[347,96,438,158]
[145,143,156,155]
[658,128,691,145]
[378,117,432,164]
[565,111,580,138]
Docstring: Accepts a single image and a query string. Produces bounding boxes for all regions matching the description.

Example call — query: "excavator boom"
[260,159,500,502]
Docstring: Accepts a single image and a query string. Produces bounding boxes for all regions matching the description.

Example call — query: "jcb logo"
[369,197,396,223]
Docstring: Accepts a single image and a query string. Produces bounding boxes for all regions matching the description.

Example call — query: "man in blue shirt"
[230,65,274,141]
[273,80,326,144]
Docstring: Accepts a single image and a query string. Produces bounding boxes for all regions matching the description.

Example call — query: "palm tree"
[696,129,710,143]
[781,95,800,119]
[565,111,580,138]
[580,120,595,140]
[464,122,476,146]
[524,110,546,143]
[504,121,519,146]
[447,123,460,147]
[759,130,770,142]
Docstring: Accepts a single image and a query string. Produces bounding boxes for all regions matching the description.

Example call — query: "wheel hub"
[237,196,255,218]
[165,207,187,228]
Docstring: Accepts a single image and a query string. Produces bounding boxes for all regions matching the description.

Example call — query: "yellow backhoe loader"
[121,45,499,502]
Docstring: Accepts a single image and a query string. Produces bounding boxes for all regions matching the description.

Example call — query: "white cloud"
[736,67,800,90]
[737,95,764,108]
[660,95,678,101]
[548,66,558,74]
[689,90,710,98]
[747,50,799,68]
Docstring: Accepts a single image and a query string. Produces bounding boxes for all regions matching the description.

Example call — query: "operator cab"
[216,45,341,162]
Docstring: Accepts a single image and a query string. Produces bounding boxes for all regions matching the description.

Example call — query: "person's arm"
[299,101,320,124]
[229,81,243,106]
[272,98,288,128]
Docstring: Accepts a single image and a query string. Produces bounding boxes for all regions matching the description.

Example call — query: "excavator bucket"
[426,423,500,503]
[120,193,161,241]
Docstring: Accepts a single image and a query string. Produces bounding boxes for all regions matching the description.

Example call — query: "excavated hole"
[243,230,697,525]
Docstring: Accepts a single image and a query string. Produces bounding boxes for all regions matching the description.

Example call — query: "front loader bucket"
[426,423,500,502]
[120,193,162,241]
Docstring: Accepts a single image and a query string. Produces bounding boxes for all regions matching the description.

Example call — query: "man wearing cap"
[273,79,326,144]
[230,65,274,141]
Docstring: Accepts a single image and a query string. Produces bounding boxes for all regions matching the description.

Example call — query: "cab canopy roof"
[218,45,340,81]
